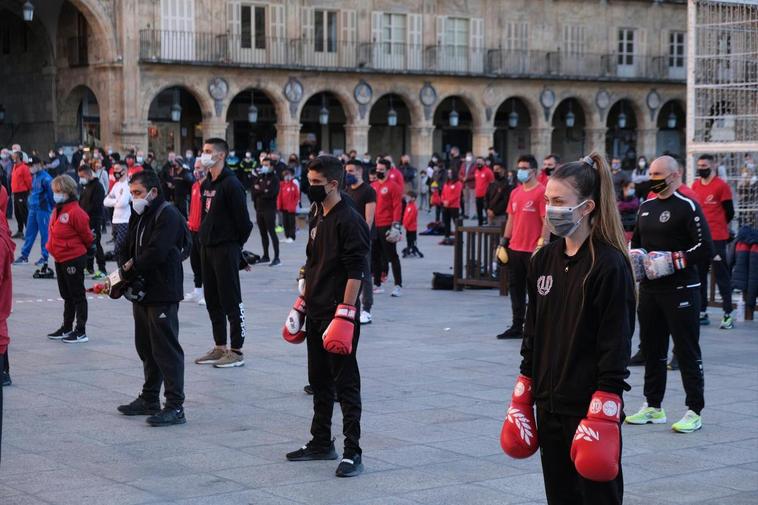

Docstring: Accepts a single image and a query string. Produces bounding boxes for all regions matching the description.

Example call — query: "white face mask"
[136,156,144,164]
[465,156,473,163]
[132,198,149,215]
[79,177,88,185]
[53,193,67,204]
[199,153,215,168]
[638,160,646,169]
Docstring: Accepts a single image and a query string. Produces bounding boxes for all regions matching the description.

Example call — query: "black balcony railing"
[139,29,686,82]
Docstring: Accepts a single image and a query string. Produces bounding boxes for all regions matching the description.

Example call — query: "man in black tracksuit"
[629,156,713,431]
[196,138,253,368]
[77,165,106,275]
[286,156,370,478]
[485,161,513,228]
[116,170,187,426]
[251,158,280,265]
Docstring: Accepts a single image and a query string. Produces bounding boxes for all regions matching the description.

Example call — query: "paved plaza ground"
[2,207,757,505]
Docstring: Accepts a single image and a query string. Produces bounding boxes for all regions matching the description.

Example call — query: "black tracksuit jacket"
[199,167,253,248]
[251,171,280,212]
[519,238,636,416]
[79,179,105,226]
[304,198,370,321]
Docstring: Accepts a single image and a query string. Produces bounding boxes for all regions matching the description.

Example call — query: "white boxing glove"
[628,248,647,282]
[385,222,403,244]
[643,251,687,280]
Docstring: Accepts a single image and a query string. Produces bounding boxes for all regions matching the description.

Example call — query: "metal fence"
[139,29,686,82]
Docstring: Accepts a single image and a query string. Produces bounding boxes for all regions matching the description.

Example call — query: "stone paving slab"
[2,207,757,504]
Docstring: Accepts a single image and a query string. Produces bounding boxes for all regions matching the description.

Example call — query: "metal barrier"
[453,219,508,295]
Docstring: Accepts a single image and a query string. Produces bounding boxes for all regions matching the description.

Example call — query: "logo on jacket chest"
[58,212,70,224]
[380,187,388,195]
[537,274,553,296]
[659,210,671,223]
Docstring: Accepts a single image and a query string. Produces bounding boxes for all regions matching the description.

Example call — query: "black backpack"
[154,201,192,261]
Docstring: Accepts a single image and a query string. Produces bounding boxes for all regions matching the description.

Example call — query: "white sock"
[194,287,203,296]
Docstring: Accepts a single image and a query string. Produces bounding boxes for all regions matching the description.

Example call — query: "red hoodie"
[188,180,203,232]
[441,180,463,209]
[11,162,32,193]
[277,180,300,213]
[474,166,494,198]
[372,179,402,227]
[0,186,16,354]
[47,200,93,263]
[388,166,405,190]
[402,200,418,231]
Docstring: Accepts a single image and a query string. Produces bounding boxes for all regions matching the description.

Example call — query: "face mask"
[362,157,371,163]
[495,172,504,180]
[465,156,473,163]
[376,171,386,180]
[49,152,55,159]
[697,168,711,179]
[136,156,144,164]
[245,153,252,159]
[284,175,293,182]
[108,149,113,155]
[345,173,358,185]
[649,177,669,194]
[199,153,215,168]
[58,149,64,156]
[260,166,271,174]
[113,172,123,180]
[625,188,636,198]
[544,167,554,176]
[53,193,67,204]
[229,151,236,158]
[517,169,531,183]
[93,153,101,160]
[476,162,484,168]
[30,166,40,174]
[546,201,588,237]
[133,191,153,215]
[0,154,7,160]
[79,177,88,185]
[308,184,328,203]
[168,154,176,162]
[611,162,621,170]
[638,160,646,169]
[193,170,204,179]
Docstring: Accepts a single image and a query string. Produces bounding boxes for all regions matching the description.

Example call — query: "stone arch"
[141,81,214,125]
[435,92,484,129]
[655,98,686,126]
[66,0,119,62]
[222,81,289,126]
[604,96,645,128]
[56,84,102,145]
[297,88,357,125]
[371,89,423,127]
[548,94,594,129]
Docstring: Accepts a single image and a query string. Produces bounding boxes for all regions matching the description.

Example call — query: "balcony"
[138,29,686,82]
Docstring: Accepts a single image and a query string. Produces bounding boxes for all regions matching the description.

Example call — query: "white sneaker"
[183,288,202,302]
[373,286,385,294]
[198,297,206,306]
[391,286,402,297]
[285,238,295,243]
[359,311,372,325]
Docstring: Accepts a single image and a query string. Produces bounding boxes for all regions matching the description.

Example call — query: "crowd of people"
[0,137,755,503]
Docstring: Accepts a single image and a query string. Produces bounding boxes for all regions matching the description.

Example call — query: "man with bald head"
[625,155,713,434]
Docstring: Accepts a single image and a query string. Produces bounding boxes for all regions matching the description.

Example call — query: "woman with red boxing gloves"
[499,152,635,504]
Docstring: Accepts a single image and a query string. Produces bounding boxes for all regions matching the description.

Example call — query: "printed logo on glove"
[500,375,539,459]
[322,304,356,355]
[570,391,622,482]
[282,296,306,344]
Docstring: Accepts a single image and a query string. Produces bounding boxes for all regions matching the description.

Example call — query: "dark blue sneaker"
[12,257,28,266]
[146,406,186,427]
[34,258,47,267]
[336,453,364,478]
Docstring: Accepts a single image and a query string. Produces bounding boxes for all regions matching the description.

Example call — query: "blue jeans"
[20,208,50,261]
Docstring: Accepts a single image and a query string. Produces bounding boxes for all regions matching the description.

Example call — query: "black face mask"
[697,168,711,179]
[308,184,328,203]
[649,177,669,194]
[376,171,386,180]
[495,172,505,180]
[544,167,554,176]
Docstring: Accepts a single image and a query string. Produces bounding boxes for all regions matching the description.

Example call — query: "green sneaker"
[275,225,284,234]
[720,313,735,329]
[92,271,106,280]
[672,410,702,433]
[625,403,667,425]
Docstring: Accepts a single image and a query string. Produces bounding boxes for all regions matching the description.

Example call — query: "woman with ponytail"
[499,152,635,504]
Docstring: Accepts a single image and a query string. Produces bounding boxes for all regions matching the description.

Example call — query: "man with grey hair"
[626,155,713,434]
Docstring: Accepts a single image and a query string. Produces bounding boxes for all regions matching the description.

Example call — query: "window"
[241,5,265,49]
[669,32,685,68]
[618,29,635,65]
[382,13,406,54]
[505,22,528,52]
[315,10,337,53]
[562,25,586,56]
[444,17,468,48]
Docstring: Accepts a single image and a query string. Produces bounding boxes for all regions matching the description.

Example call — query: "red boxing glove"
[282,296,306,344]
[570,391,622,482]
[322,304,356,355]
[500,375,538,459]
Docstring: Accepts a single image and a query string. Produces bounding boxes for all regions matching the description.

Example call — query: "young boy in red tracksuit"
[277,168,300,242]
[402,191,422,258]
[185,164,205,303]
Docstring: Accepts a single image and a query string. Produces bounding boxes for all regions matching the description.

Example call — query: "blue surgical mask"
[345,173,358,185]
[53,193,67,204]
[517,169,531,183]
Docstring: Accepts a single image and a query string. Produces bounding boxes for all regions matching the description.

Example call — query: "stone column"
[472,127,496,157]
[202,118,229,140]
[586,128,607,155]
[529,127,553,158]
[636,128,659,160]
[276,122,301,157]
[409,125,434,168]
[118,120,149,152]
[345,124,370,155]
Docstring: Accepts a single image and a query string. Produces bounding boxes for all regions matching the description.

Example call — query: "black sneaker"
[47,327,72,340]
[2,371,11,387]
[286,440,339,461]
[304,384,314,395]
[336,453,364,478]
[260,256,271,263]
[269,258,281,267]
[62,329,88,343]
[496,326,522,339]
[667,355,679,371]
[629,350,646,366]
[146,406,186,427]
[117,397,161,416]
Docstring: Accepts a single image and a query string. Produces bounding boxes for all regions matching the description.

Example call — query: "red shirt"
[372,179,402,227]
[388,167,405,191]
[507,183,546,253]
[188,180,203,232]
[474,166,494,198]
[692,177,733,240]
[11,162,32,193]
[402,201,418,231]
[47,200,93,263]
[537,169,550,187]
[0,186,15,354]
[277,180,300,213]
[441,180,463,209]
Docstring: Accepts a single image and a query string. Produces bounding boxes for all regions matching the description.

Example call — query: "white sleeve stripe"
[673,191,696,211]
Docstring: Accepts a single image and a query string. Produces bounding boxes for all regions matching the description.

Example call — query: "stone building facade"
[1,0,687,168]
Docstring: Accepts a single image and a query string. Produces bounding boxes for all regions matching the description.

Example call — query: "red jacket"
[188,180,203,232]
[402,201,418,231]
[474,166,495,198]
[388,166,405,190]
[277,180,300,213]
[537,169,550,187]
[11,162,32,193]
[372,179,402,227]
[441,180,463,209]
[0,186,16,354]
[47,200,93,263]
